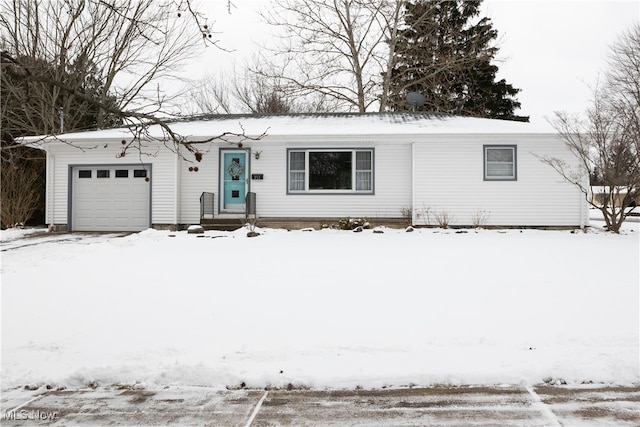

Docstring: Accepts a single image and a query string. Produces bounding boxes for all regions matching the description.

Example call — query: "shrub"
[471,209,489,228]
[337,217,371,230]
[434,211,454,229]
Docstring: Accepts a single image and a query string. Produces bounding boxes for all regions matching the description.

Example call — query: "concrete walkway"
[2,384,638,426]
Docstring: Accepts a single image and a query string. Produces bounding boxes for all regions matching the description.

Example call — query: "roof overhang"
[18,113,559,147]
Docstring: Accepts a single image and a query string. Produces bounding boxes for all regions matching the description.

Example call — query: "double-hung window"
[288,149,374,193]
[484,145,517,181]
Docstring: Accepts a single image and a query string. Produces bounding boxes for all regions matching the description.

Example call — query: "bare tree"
[1,0,259,161]
[186,58,340,114]
[2,0,198,133]
[1,0,262,227]
[607,23,640,159]
[186,73,234,114]
[543,25,640,233]
[187,65,297,114]
[257,0,509,114]
[378,0,404,111]
[258,0,395,112]
[0,156,42,228]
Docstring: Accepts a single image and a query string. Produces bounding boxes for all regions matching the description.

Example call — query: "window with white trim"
[288,149,373,193]
[484,145,517,181]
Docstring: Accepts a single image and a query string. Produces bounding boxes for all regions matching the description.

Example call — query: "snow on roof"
[21,112,558,143]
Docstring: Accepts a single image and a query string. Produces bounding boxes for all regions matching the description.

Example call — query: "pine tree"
[1,54,122,227]
[388,0,527,121]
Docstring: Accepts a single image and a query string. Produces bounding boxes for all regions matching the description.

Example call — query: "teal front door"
[222,151,247,211]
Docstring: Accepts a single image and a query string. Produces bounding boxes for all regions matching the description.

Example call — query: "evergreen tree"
[1,55,122,144]
[388,0,527,121]
[1,54,121,227]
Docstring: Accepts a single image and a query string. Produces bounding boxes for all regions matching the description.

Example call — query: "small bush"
[434,211,454,229]
[471,209,489,228]
[337,217,371,230]
[400,206,412,225]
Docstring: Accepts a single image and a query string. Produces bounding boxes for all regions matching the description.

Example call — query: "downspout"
[580,188,585,229]
[175,146,181,229]
[581,176,588,229]
[45,147,54,229]
[411,142,416,226]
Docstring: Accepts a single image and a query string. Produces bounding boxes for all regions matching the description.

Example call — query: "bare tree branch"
[1,0,266,162]
[544,24,640,233]
[256,0,393,112]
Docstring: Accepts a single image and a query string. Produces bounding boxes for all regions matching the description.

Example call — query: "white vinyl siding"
[413,135,586,227]
[44,142,177,229]
[34,116,586,229]
[178,141,408,223]
[236,139,409,220]
[178,146,218,224]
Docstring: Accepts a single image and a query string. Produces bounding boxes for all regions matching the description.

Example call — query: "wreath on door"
[228,159,244,180]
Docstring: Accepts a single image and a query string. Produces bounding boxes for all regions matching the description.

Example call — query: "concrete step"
[200,218,245,231]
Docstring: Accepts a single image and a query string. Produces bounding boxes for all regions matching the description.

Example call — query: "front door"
[221,151,247,212]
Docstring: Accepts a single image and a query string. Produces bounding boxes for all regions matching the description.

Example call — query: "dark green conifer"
[388,0,527,121]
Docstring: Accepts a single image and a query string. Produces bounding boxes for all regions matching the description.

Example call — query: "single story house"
[588,186,640,208]
[22,113,589,231]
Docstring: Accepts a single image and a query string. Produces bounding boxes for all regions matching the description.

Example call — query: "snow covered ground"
[1,216,638,392]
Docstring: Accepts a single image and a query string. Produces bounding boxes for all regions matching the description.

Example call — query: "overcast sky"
[188,0,639,124]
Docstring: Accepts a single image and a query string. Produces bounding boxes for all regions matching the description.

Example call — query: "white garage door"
[71,166,151,231]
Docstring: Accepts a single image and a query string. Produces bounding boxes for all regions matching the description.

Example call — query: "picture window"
[288,149,373,193]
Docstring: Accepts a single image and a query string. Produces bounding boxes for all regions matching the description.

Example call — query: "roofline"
[17,112,552,144]
[21,133,561,148]
[181,111,456,120]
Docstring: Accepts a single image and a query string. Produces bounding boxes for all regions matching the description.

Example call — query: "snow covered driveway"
[1,224,638,392]
[1,384,639,426]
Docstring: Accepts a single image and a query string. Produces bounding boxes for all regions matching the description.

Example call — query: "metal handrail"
[246,192,256,215]
[200,192,215,219]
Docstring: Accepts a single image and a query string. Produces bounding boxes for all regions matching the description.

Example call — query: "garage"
[71,165,151,231]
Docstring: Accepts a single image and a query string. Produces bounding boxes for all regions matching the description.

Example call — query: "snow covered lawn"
[1,222,638,391]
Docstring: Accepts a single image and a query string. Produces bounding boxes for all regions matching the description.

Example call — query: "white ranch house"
[24,113,589,231]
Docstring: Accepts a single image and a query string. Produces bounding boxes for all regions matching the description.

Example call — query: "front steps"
[200,218,246,231]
